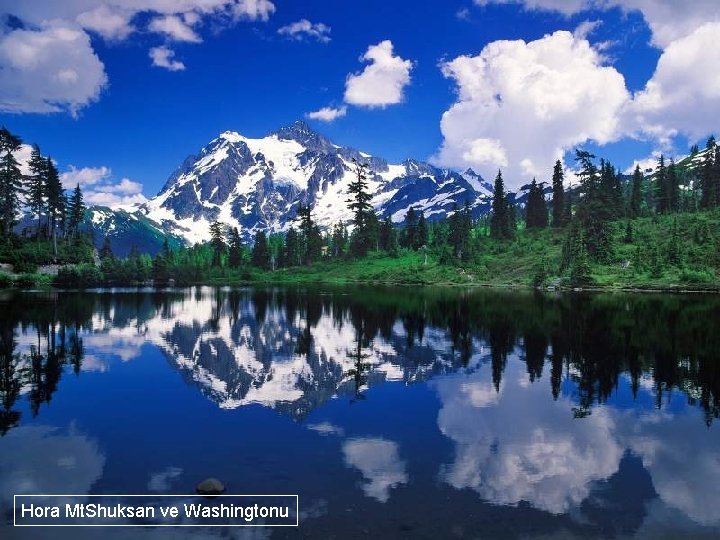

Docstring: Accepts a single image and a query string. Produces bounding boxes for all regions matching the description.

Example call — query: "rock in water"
[196,478,225,495]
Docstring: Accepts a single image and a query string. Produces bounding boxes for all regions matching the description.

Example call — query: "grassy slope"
[204,211,720,291]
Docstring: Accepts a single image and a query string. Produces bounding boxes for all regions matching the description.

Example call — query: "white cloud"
[472,0,588,16]
[278,19,331,43]
[306,105,347,122]
[1,1,277,112]
[628,22,720,142]
[149,46,186,71]
[60,165,111,188]
[472,0,720,48]
[573,19,601,40]
[344,40,413,108]
[434,364,622,514]
[0,21,108,116]
[231,0,276,21]
[436,30,629,188]
[76,5,134,40]
[148,14,201,43]
[147,466,183,492]
[60,165,147,209]
[343,437,408,503]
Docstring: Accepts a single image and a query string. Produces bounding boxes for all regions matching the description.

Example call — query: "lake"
[1,286,719,539]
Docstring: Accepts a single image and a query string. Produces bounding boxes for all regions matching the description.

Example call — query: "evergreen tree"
[526,179,548,229]
[99,236,113,260]
[282,226,301,267]
[490,170,512,240]
[666,159,680,213]
[228,227,243,267]
[251,230,270,269]
[569,230,592,287]
[209,220,225,267]
[0,128,23,238]
[666,218,682,267]
[575,150,613,261]
[700,138,717,209]
[346,160,376,257]
[551,160,565,227]
[655,155,668,213]
[401,207,418,249]
[379,216,398,254]
[44,158,65,257]
[67,183,86,238]
[415,210,428,249]
[629,164,643,217]
[296,205,322,264]
[331,222,347,257]
[27,144,47,239]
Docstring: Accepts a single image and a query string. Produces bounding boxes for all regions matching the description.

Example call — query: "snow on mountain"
[138,120,492,243]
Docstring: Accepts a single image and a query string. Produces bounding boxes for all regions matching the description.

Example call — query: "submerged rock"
[196,478,225,495]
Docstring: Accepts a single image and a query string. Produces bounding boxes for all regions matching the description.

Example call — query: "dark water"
[1,286,719,539]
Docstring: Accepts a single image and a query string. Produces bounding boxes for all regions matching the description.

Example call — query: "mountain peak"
[271,120,334,153]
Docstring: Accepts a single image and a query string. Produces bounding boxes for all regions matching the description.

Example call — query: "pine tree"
[209,220,225,267]
[526,179,548,229]
[666,218,682,267]
[490,170,512,240]
[655,155,668,213]
[228,227,243,267]
[44,158,65,257]
[67,183,86,238]
[251,231,270,269]
[570,230,592,287]
[415,210,428,249]
[331,222,347,257]
[551,160,565,227]
[282,227,301,267]
[296,205,322,264]
[575,150,613,262]
[346,160,375,257]
[629,164,643,217]
[379,216,398,254]
[99,236,113,260]
[401,207,418,249]
[0,128,23,238]
[700,138,716,209]
[27,144,47,239]
[666,159,679,213]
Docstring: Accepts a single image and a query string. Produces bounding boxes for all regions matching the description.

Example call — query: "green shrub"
[55,264,102,288]
[0,272,13,288]
[679,268,715,285]
[14,273,52,288]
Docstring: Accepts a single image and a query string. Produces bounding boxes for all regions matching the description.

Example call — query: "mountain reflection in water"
[0,286,718,539]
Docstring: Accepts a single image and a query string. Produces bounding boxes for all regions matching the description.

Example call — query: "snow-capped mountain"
[138,120,494,244]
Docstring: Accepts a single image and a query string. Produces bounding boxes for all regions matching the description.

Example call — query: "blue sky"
[1,0,719,205]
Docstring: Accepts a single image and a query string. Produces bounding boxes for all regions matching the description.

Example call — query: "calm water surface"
[1,286,719,539]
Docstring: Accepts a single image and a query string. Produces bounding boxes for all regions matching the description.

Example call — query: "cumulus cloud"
[435,30,629,187]
[0,21,108,116]
[433,364,622,514]
[60,165,147,209]
[148,14,201,43]
[472,0,720,48]
[149,46,186,71]
[342,437,408,503]
[344,40,413,108]
[76,5,135,40]
[306,105,347,122]
[60,165,111,189]
[278,19,331,43]
[0,1,277,112]
[628,22,720,142]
